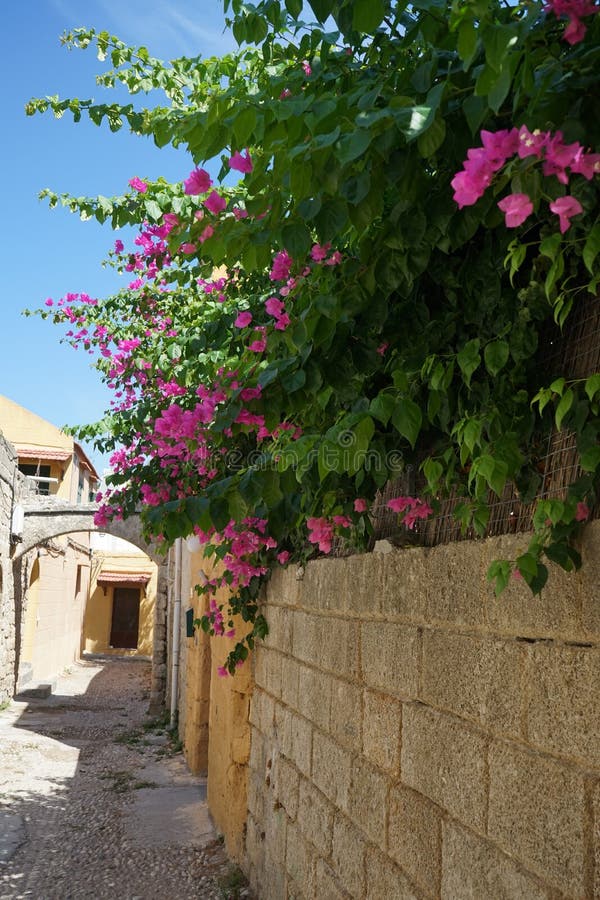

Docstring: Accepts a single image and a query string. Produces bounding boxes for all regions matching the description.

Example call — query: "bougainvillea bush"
[28,0,600,670]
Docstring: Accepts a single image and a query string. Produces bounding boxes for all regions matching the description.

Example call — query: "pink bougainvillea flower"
[404,500,433,529]
[274,313,291,331]
[232,206,249,220]
[549,195,583,233]
[183,167,212,195]
[544,0,597,42]
[354,498,368,513]
[234,311,253,328]
[377,343,389,356]
[512,567,524,581]
[480,128,520,170]
[302,59,312,76]
[199,225,214,243]
[249,338,267,353]
[571,149,600,179]
[332,515,352,528]
[45,298,53,306]
[265,297,285,317]
[204,190,227,215]
[217,666,229,678]
[270,249,293,281]
[114,239,124,253]
[229,150,253,174]
[280,88,292,99]
[277,551,291,565]
[128,176,147,193]
[180,242,196,254]
[306,516,334,553]
[387,496,414,514]
[575,501,590,521]
[310,242,331,262]
[497,193,534,228]
[325,251,343,266]
[517,126,548,159]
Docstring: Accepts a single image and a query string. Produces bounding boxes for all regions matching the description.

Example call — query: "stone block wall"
[246,523,600,899]
[0,434,20,704]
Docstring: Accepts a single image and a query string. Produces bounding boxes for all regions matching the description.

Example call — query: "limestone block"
[363,690,402,774]
[483,534,583,639]
[488,740,586,895]
[379,547,429,622]
[401,704,487,832]
[301,555,349,612]
[267,566,301,607]
[318,617,360,679]
[285,821,315,895]
[312,731,352,813]
[593,780,600,900]
[580,521,600,638]
[314,860,349,900]
[298,664,331,731]
[332,814,367,899]
[339,553,384,616]
[281,710,313,777]
[525,643,600,765]
[247,771,265,822]
[265,647,283,700]
[364,848,421,900]
[280,655,301,710]
[292,610,321,667]
[245,812,265,882]
[349,756,389,849]
[297,778,336,857]
[329,677,362,751]
[425,541,487,627]
[441,821,550,899]
[361,622,420,699]
[421,631,522,736]
[387,784,441,896]
[263,604,293,654]
[275,755,300,820]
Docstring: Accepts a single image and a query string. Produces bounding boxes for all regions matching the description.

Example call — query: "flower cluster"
[452,126,599,232]
[543,0,598,43]
[386,496,433,530]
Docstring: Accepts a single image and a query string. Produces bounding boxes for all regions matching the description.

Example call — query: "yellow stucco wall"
[19,536,90,684]
[180,551,253,863]
[82,551,157,657]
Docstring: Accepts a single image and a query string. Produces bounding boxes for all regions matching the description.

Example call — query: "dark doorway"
[109,587,140,649]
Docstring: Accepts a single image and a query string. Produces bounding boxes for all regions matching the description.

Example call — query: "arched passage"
[12,500,169,709]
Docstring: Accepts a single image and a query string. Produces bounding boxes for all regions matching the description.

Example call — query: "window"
[19,464,51,496]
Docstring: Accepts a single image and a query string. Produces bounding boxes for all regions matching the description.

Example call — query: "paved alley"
[0,659,249,899]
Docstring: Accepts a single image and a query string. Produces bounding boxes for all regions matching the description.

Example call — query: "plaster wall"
[82,550,157,657]
[17,535,90,686]
[246,524,600,899]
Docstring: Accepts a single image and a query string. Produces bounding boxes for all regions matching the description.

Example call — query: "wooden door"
[109,587,140,649]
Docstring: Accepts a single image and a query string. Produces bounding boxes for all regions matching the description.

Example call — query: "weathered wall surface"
[178,551,253,862]
[0,433,19,704]
[246,523,600,899]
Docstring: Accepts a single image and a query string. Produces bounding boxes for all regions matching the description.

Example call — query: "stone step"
[17,683,53,699]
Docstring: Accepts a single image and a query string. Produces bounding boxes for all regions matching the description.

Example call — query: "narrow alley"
[0,659,249,900]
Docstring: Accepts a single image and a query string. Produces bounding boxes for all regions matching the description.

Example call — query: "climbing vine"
[27,0,600,671]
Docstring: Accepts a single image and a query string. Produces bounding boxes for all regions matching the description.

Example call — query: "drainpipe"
[169,537,183,728]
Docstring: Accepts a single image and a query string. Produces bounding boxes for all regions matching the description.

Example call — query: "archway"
[12,501,169,709]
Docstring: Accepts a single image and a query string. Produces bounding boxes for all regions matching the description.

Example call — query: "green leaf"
[487,559,511,596]
[336,130,373,165]
[417,116,446,158]
[144,199,162,220]
[580,445,600,472]
[285,0,303,17]
[584,373,600,402]
[484,340,509,376]
[352,0,385,32]
[555,388,573,430]
[457,20,478,69]
[369,393,396,426]
[308,0,334,22]
[392,398,422,448]
[457,339,481,386]
[281,221,312,257]
[583,223,600,275]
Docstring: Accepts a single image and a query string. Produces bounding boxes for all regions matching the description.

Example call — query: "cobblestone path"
[0,659,249,900]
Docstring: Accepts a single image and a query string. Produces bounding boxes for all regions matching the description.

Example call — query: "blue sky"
[0,0,236,469]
